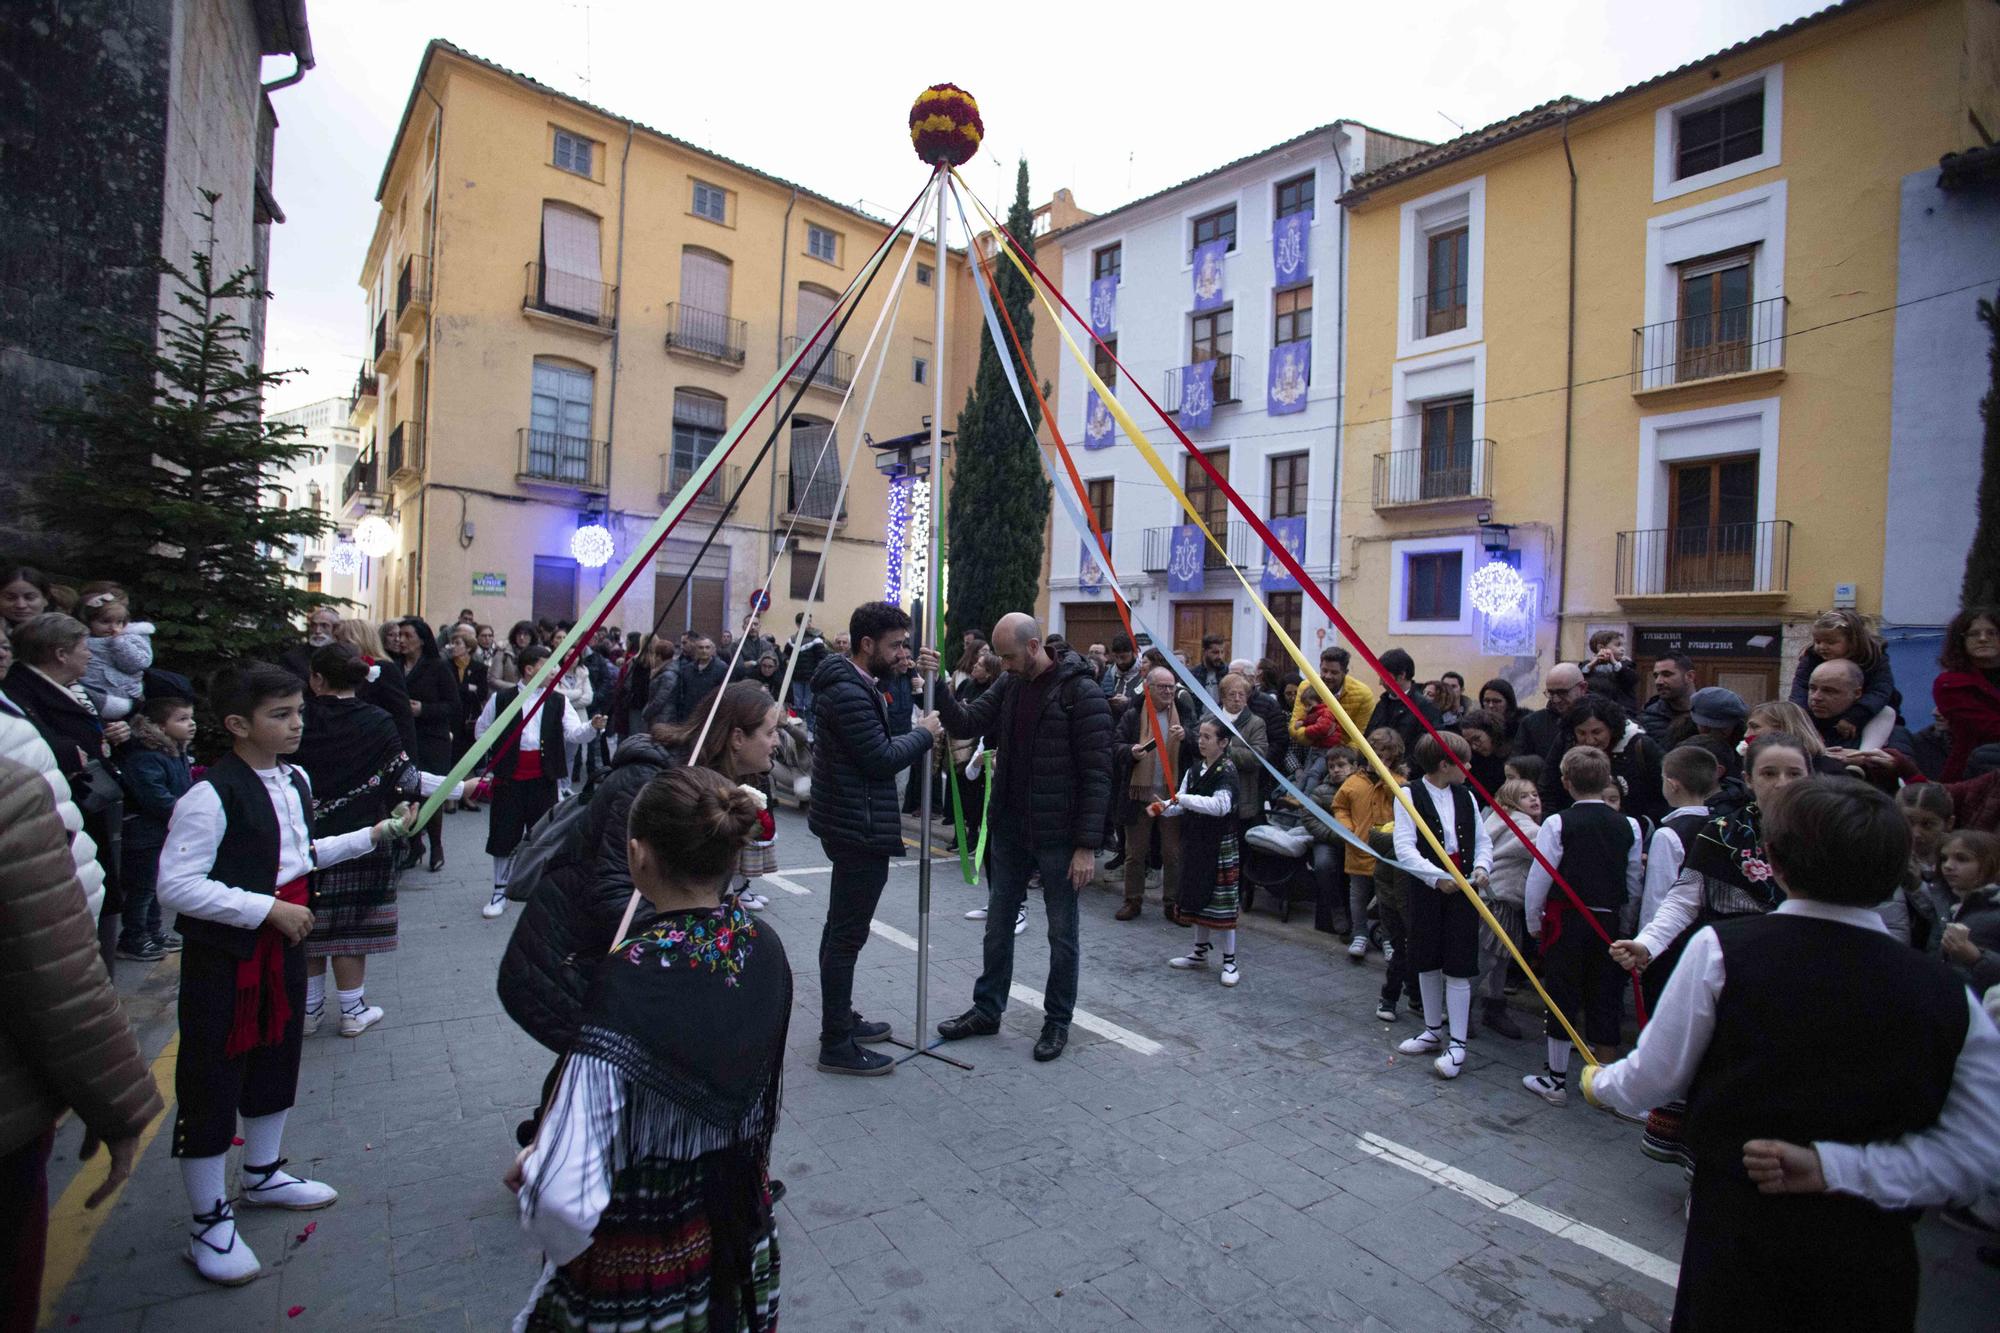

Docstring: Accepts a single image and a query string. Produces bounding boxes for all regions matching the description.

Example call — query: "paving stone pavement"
[43,806,1998,1330]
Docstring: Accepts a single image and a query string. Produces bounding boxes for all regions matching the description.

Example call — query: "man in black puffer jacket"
[932,612,1113,1063]
[808,601,943,1076]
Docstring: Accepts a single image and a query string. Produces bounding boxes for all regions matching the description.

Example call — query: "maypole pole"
[903,83,983,1069]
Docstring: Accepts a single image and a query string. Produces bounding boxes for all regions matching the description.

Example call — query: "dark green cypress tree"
[943,159,1049,665]
[1963,291,2000,609]
[33,192,338,681]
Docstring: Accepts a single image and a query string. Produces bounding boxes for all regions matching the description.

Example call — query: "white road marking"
[863,920,1164,1056]
[772,865,833,876]
[1352,1133,1680,1289]
[761,874,813,896]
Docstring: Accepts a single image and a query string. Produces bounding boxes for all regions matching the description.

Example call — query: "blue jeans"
[973,828,1080,1028]
[119,845,164,947]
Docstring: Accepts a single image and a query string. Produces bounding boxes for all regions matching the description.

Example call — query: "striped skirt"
[307,847,400,957]
[1174,833,1241,931]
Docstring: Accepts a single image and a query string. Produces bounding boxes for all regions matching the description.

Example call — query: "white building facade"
[1047,121,1425,668]
[268,395,363,607]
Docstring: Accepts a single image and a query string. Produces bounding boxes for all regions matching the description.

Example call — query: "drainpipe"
[413,84,443,618]
[1555,111,1579,661]
[601,120,636,587]
[259,0,315,92]
[766,188,798,565]
[1329,127,1351,614]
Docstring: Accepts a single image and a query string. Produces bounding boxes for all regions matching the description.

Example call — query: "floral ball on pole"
[909,83,982,167]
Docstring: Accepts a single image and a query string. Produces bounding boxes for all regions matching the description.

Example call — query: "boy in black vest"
[1522,746,1642,1107]
[1584,778,2000,1331]
[1390,730,1492,1080]
[476,643,605,920]
[156,664,408,1284]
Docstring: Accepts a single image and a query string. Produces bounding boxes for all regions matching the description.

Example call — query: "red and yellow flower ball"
[909,83,982,167]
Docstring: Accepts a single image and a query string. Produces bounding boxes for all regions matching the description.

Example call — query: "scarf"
[294,696,413,835]
[1682,799,1782,906]
[227,877,308,1058]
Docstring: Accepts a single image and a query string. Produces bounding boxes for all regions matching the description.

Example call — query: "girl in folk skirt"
[479,645,604,920]
[1160,717,1245,986]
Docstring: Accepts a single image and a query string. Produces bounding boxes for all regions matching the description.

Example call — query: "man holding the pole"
[932,613,1113,1063]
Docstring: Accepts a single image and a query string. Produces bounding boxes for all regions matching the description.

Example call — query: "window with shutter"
[529,360,594,484]
[552,130,593,178]
[691,180,727,222]
[539,203,603,319]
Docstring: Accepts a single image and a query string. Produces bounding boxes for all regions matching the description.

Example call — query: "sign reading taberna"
[471,572,508,596]
[1634,625,1780,659]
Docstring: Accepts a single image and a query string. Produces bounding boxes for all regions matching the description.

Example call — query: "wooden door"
[1667,457,1758,592]
[1676,252,1752,380]
[533,556,578,624]
[1062,602,1124,656]
[1172,601,1233,663]
[1183,450,1229,568]
[1419,397,1474,499]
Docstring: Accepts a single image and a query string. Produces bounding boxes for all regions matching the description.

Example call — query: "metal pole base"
[891,1038,974,1071]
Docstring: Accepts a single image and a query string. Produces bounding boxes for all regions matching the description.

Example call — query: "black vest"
[1554,802,1635,912]
[1685,913,1967,1171]
[1659,808,1708,865]
[1410,781,1478,876]
[492,687,568,781]
[175,752,314,960]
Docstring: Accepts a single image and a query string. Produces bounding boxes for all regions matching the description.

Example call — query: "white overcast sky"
[261,0,1827,413]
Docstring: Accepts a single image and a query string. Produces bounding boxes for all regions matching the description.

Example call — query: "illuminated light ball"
[353,515,397,559]
[1468,560,1528,617]
[327,539,361,576]
[571,522,615,569]
[909,83,983,167]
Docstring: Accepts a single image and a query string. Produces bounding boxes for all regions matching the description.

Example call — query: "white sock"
[337,985,366,1016]
[1546,1038,1572,1079]
[304,973,325,1015]
[1444,976,1471,1043]
[1417,970,1445,1032]
[493,854,513,888]
[1217,929,1237,959]
[181,1153,229,1218]
[1195,925,1211,946]
[240,1109,287,1170]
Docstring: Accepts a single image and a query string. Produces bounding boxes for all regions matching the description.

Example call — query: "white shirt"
[1162,759,1235,818]
[1590,899,2000,1209]
[156,764,377,929]
[1522,801,1645,934]
[475,692,598,752]
[1637,805,1708,940]
[1391,776,1494,889]
[513,1053,621,1331]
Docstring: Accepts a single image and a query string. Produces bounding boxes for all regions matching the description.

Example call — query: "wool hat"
[1690,686,1749,729]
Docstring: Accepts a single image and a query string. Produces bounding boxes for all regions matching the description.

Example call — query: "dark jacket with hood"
[935,650,1114,852]
[808,654,932,855]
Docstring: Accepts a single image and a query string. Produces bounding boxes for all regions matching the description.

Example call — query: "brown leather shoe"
[1115,902,1140,921]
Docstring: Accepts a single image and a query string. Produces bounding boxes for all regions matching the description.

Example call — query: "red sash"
[225,877,308,1058]
[514,749,544,781]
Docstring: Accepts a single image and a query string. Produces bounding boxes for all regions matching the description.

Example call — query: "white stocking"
[1417,969,1445,1032]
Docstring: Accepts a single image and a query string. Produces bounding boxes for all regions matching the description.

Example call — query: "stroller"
[771,710,813,810]
[1238,798,1317,922]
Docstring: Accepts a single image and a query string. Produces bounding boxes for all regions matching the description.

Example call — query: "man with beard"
[280,608,342,683]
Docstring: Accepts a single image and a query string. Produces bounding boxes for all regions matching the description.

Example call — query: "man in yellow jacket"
[1289,645,1377,752]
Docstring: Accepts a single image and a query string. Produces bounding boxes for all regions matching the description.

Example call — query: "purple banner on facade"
[1088,276,1117,338]
[1178,359,1216,430]
[1273,211,1310,287]
[1268,338,1310,416]
[1080,539,1105,593]
[1167,523,1205,593]
[1084,389,1115,449]
[1260,515,1306,591]
[1191,238,1228,312]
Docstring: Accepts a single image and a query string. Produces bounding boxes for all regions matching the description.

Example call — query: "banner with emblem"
[1273,211,1310,287]
[1191,238,1227,312]
[1178,359,1216,430]
[1268,338,1310,416]
[1166,523,1205,593]
[1080,539,1105,593]
[1084,389,1115,450]
[1260,516,1306,591]
[1088,276,1117,339]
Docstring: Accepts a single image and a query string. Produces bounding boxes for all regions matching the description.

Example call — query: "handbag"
[75,757,126,819]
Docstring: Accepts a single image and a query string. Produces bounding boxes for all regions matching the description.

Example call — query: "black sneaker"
[850,1015,892,1044]
[117,937,164,962]
[816,1040,894,1077]
[1032,1022,1069,1062]
[936,1008,1001,1041]
[153,930,184,952]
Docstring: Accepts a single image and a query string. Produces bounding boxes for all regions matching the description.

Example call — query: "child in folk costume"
[479,644,605,921]
[1391,730,1494,1079]
[1474,777,1541,1041]
[155,664,410,1284]
[511,765,789,1332]
[1583,779,2000,1332]
[1159,717,1244,986]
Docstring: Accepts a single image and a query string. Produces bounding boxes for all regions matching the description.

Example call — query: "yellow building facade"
[344,41,980,643]
[1337,0,1999,703]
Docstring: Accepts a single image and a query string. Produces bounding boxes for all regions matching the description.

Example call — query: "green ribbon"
[946,748,991,886]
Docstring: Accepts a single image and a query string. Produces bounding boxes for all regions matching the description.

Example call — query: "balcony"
[782,335,855,395]
[1163,355,1244,417]
[1141,520,1255,574]
[341,448,381,517]
[1413,285,1469,339]
[1632,295,1787,394]
[347,369,378,428]
[523,262,618,336]
[659,455,742,510]
[372,314,398,372]
[780,469,847,526]
[386,421,423,485]
[395,254,430,335]
[1615,520,1792,602]
[517,428,609,493]
[664,304,747,366]
[1372,440,1495,509]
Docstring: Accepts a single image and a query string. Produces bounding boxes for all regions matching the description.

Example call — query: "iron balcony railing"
[1372,439,1495,507]
[1632,294,1788,391]
[780,469,846,523]
[663,304,747,365]
[372,315,388,364]
[517,428,609,492]
[523,262,618,331]
[782,336,855,394]
[386,422,422,481]
[660,455,741,508]
[1616,519,1792,597]
[347,369,378,421]
[1164,354,1243,417]
[1140,520,1255,574]
[396,254,430,326]
[341,448,379,510]
[1415,284,1469,339]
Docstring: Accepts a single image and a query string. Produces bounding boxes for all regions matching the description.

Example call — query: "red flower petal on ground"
[288,1306,305,1318]
[232,1136,245,1146]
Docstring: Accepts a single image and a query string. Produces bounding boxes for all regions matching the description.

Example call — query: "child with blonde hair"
[1474,778,1541,1040]
[76,582,154,719]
